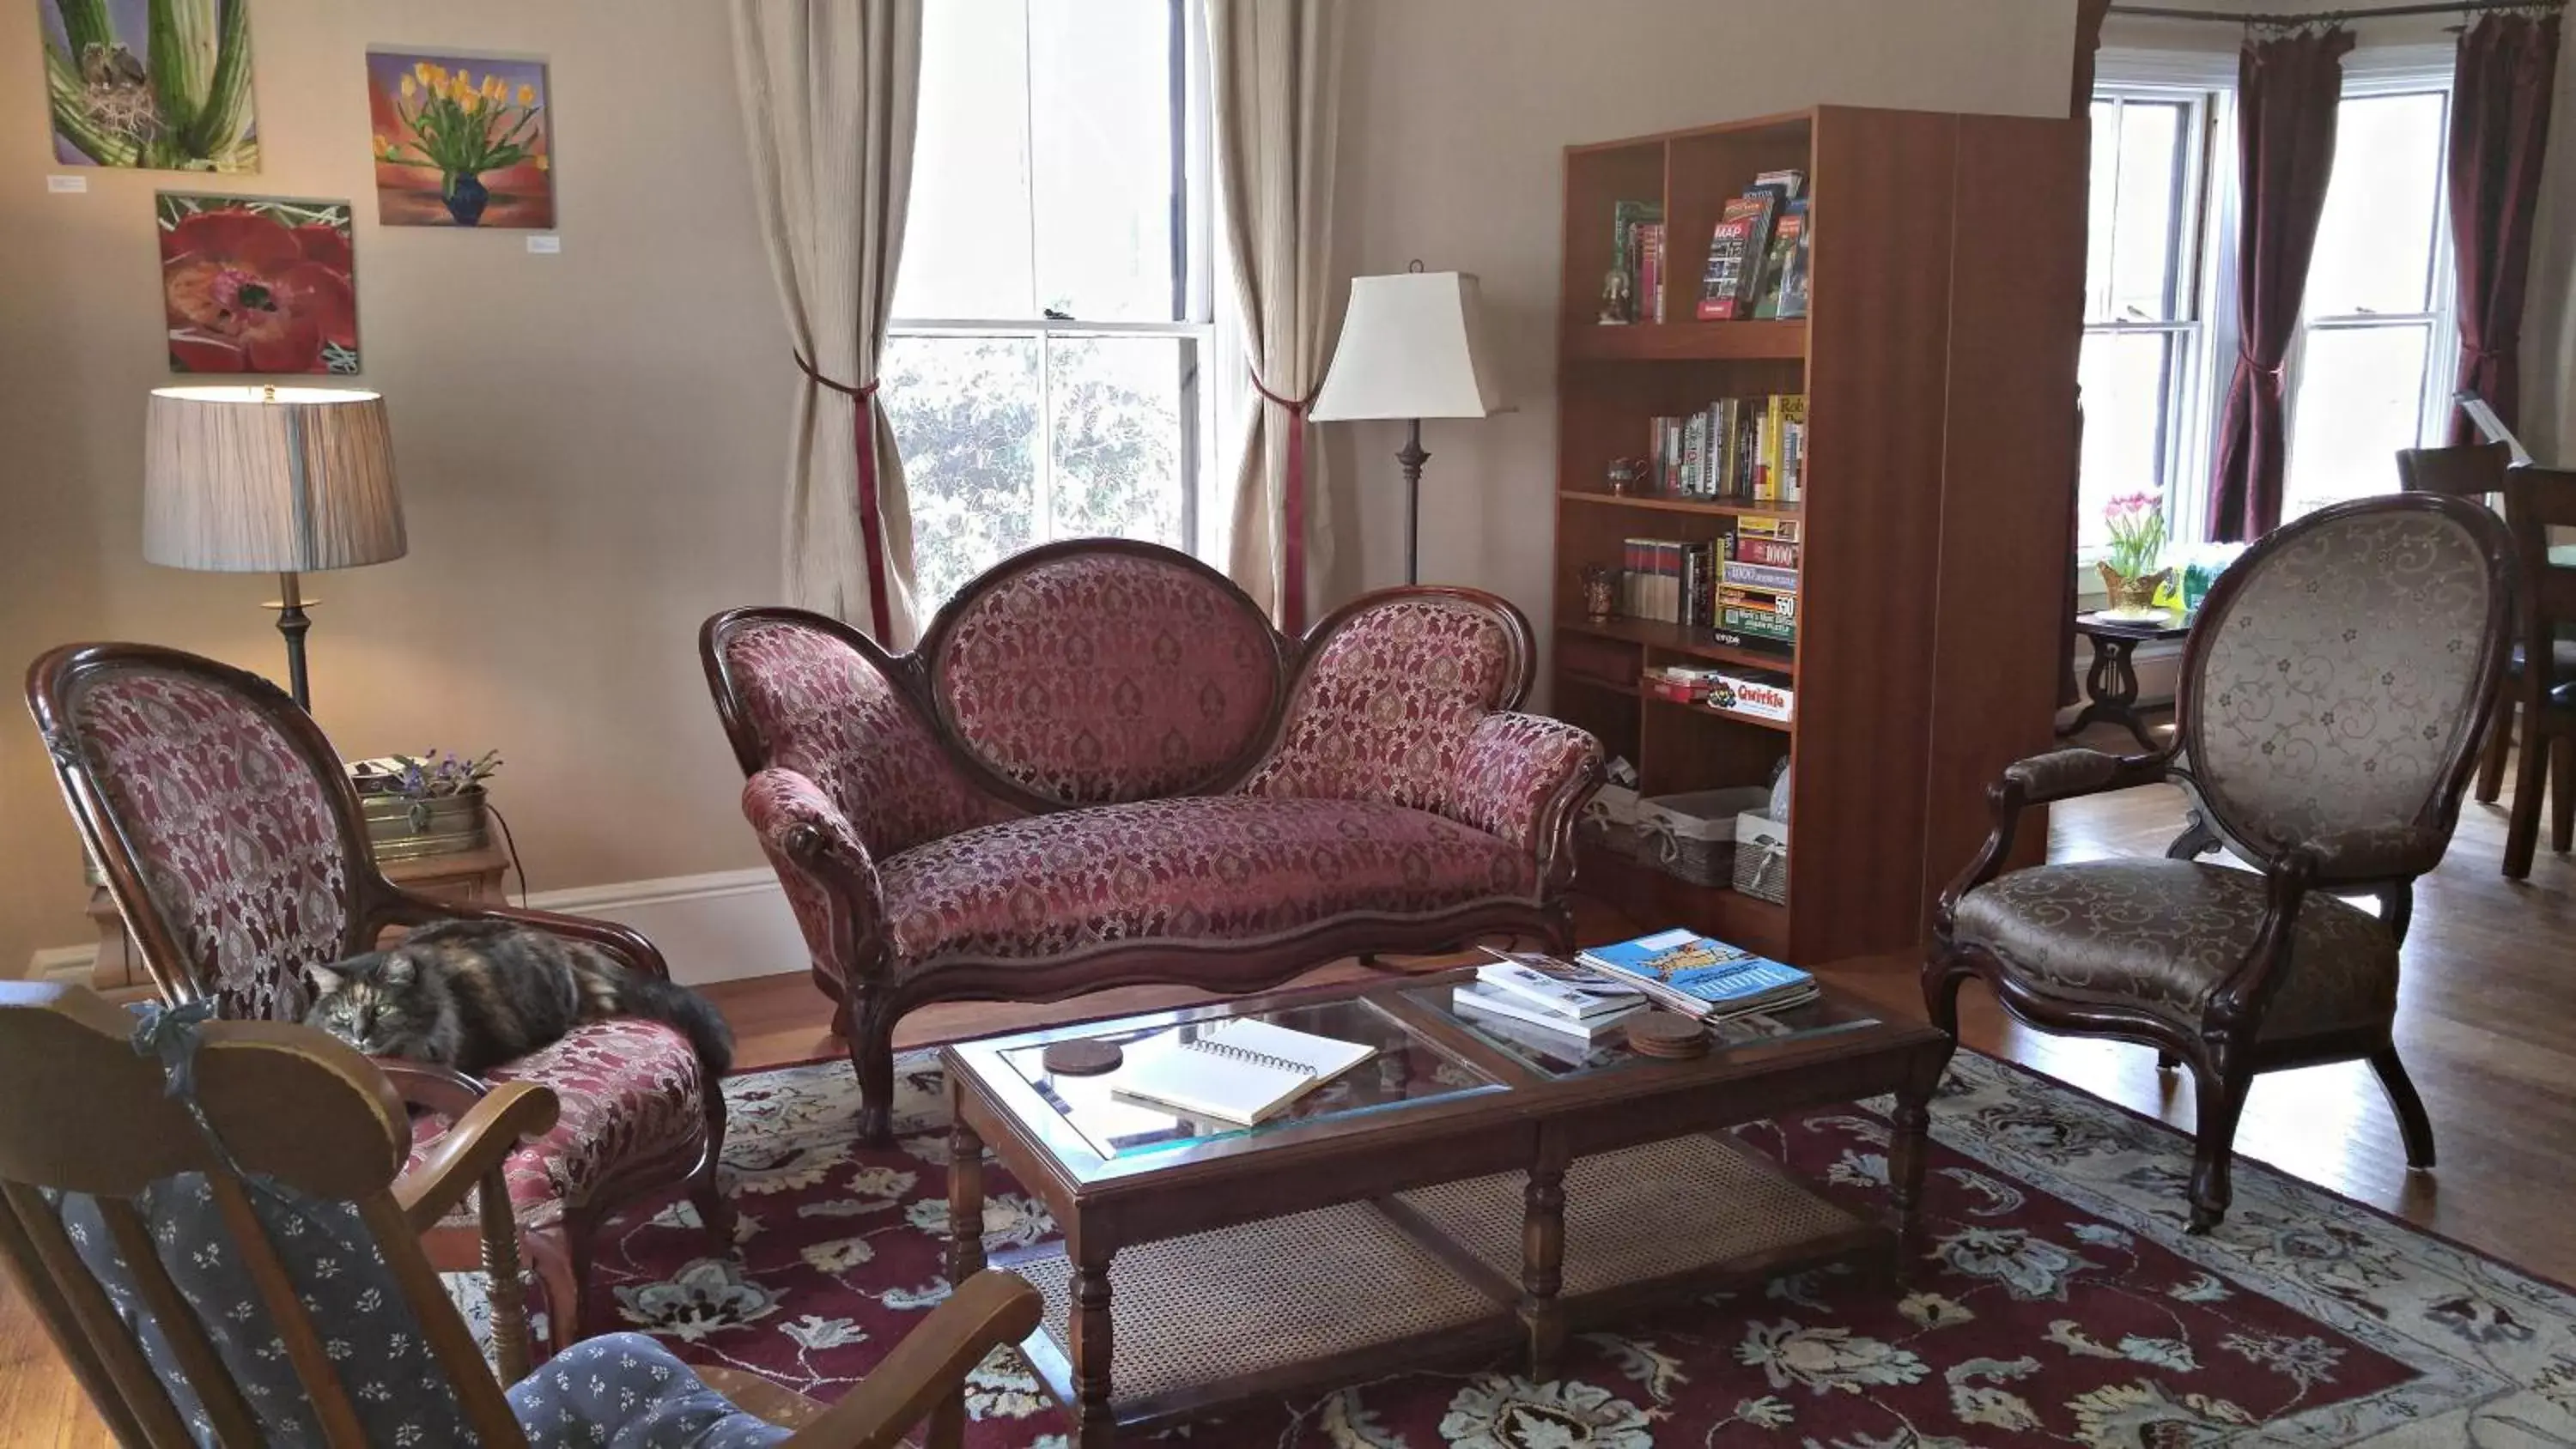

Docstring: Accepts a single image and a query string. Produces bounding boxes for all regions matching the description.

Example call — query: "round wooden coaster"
[1042,1040,1123,1076]
[1625,1011,1709,1059]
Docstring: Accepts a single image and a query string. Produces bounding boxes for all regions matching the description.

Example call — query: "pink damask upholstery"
[1247,596,1524,810]
[714,618,1014,858]
[406,1018,709,1230]
[704,548,1604,1143]
[927,550,1282,803]
[56,669,351,1022]
[882,797,1534,966]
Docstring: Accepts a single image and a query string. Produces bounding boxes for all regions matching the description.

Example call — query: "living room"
[3,0,2573,1443]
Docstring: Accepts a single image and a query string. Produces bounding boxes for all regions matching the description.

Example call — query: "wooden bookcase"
[1552,105,2085,965]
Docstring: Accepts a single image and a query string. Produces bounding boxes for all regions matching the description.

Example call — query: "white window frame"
[887,0,1224,567]
[2281,53,2462,517]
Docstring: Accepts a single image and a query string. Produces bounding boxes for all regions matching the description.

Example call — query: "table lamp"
[1310,267,1508,583]
[143,385,406,711]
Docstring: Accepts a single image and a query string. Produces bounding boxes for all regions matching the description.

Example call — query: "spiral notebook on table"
[1109,1018,1376,1126]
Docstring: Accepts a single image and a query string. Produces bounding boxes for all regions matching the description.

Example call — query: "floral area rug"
[559,1050,2576,1447]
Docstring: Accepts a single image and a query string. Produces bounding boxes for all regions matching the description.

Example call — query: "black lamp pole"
[1397,417,1428,585]
[270,570,313,711]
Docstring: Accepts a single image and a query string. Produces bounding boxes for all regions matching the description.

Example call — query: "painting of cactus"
[41,0,258,172]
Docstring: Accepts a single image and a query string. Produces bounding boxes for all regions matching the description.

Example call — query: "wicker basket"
[1637,787,1771,887]
[1733,809,1789,903]
[1577,782,1646,859]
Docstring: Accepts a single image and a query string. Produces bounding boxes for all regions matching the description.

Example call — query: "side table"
[83,841,513,999]
[2060,612,2192,751]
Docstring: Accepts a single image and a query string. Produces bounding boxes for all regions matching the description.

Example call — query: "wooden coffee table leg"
[1519,1134,1570,1380]
[946,1114,987,1283]
[1887,1045,1950,1275]
[1067,1233,1116,1446]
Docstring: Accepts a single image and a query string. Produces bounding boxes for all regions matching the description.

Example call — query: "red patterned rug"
[551,1050,2576,1446]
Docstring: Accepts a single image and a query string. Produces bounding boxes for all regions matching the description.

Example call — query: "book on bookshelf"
[1773,208,1813,319]
[1610,199,1663,324]
[1638,221,1667,323]
[1575,928,1818,1021]
[1751,200,1808,320]
[1735,533,1800,568]
[1722,560,1798,593]
[1695,197,1765,320]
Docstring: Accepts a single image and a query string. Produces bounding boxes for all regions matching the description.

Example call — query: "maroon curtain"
[2206,27,2353,542]
[2446,12,2561,445]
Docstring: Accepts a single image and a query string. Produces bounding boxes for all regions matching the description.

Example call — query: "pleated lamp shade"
[143,385,406,573]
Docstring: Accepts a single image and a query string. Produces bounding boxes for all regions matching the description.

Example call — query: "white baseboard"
[28,868,809,990]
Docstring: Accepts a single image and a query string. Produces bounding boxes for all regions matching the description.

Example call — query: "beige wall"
[0,0,786,972]
[1317,0,2080,615]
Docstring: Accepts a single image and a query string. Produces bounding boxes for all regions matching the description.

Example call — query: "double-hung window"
[885,0,1217,609]
[2281,81,2458,520]
[2079,88,2215,551]
[2081,52,2460,555]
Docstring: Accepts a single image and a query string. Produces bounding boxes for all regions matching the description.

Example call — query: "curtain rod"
[2109,0,2561,22]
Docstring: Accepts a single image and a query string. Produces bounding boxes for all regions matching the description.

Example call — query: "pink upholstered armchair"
[25,643,729,1354]
[702,540,1604,1142]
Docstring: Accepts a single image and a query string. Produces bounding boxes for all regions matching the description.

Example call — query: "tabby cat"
[301,919,734,1076]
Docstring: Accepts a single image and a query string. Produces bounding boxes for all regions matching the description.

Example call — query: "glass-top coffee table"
[940,967,1951,1445]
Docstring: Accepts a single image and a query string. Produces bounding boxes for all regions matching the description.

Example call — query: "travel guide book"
[1575,929,1816,1021]
[1453,982,1643,1044]
[1109,1017,1374,1126]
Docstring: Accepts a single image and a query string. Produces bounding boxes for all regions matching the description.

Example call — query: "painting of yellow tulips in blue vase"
[366,51,553,227]
[40,0,259,171]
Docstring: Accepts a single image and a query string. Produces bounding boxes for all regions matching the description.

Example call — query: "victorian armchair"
[1928,494,2513,1233]
[26,642,729,1352]
[0,980,1041,1448]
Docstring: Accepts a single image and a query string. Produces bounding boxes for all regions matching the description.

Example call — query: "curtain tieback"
[793,349,893,640]
[1249,368,1317,635]
[2238,349,2288,380]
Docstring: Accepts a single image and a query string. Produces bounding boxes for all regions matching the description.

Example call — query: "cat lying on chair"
[303,919,734,1077]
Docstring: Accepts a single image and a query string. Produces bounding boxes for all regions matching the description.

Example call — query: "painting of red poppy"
[156,193,359,375]
[367,52,553,227]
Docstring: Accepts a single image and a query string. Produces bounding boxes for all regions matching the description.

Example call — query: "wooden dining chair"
[2398,441,2524,803]
[0,980,1042,1448]
[2503,467,2576,878]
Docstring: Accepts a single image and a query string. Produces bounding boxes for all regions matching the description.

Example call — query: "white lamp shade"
[144,385,406,573]
[1309,271,1507,421]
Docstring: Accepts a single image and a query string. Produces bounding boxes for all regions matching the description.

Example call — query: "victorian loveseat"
[702,540,1604,1141]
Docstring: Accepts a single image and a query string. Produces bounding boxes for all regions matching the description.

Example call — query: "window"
[2078,90,2210,551]
[884,0,1216,609]
[2080,54,2459,554]
[2281,88,2456,520]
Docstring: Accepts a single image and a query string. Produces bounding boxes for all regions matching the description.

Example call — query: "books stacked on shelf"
[1620,537,1718,627]
[1607,199,1664,324]
[1576,928,1818,1021]
[1644,393,1807,502]
[1717,515,1799,656]
[1698,169,1806,321]
[1451,949,1651,1046]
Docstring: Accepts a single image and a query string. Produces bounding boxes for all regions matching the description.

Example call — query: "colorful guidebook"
[1575,929,1817,1021]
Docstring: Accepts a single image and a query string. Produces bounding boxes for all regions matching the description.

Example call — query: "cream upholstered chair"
[1927,494,2514,1233]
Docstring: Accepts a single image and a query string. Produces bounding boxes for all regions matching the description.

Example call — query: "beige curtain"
[1212,0,1341,634]
[730,0,924,643]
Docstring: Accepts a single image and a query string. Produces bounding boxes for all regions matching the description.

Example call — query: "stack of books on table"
[1451,949,1650,1046]
[1575,928,1818,1022]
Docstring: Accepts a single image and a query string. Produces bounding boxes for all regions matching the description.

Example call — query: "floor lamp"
[143,385,407,711]
[1310,268,1509,583]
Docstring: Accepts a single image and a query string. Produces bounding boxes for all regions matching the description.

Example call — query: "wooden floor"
[7,720,2574,1439]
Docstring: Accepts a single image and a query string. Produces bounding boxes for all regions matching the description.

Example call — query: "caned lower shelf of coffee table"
[939,967,1949,1445]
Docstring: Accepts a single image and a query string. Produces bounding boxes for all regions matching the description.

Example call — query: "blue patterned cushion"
[507,1332,792,1447]
[58,1174,477,1447]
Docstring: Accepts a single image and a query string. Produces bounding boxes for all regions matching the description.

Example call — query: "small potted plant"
[349,749,501,861]
[375,62,544,226]
[2099,492,2172,618]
